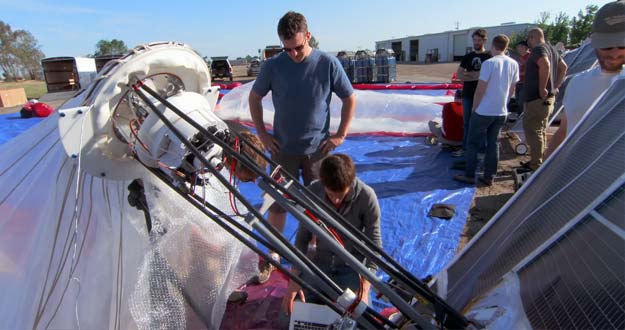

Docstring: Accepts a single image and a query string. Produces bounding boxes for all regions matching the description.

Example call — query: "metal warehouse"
[376,22,534,63]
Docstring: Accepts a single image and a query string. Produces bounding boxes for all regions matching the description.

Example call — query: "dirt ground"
[3,62,527,254]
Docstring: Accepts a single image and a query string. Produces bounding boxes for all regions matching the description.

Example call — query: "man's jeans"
[462,96,487,152]
[465,113,506,179]
[461,96,474,150]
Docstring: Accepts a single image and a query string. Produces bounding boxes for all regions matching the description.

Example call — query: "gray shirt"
[252,49,354,155]
[524,42,561,102]
[294,178,382,271]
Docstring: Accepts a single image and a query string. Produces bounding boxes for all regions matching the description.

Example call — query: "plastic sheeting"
[352,83,461,90]
[217,82,452,136]
[0,113,258,330]
[0,42,257,330]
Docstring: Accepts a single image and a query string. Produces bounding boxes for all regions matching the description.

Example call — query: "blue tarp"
[0,113,45,146]
[1,109,474,311]
[236,133,474,309]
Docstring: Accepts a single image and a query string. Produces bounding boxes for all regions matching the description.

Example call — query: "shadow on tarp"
[0,113,45,146]
[227,135,474,328]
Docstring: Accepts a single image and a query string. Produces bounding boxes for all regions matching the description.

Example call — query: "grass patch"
[0,80,48,99]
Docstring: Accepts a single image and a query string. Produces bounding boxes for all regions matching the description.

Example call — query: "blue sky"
[0,0,608,59]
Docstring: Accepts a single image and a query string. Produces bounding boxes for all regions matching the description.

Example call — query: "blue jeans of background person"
[465,113,506,179]
[462,96,487,152]
[461,96,474,150]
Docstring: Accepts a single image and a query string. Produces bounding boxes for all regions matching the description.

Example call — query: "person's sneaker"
[479,176,494,186]
[256,258,276,284]
[453,175,475,184]
[451,149,464,158]
[227,290,248,304]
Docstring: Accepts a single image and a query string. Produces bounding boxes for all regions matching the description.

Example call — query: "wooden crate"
[0,88,27,108]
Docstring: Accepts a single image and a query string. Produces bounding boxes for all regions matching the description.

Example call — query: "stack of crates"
[354,50,375,83]
[337,51,355,82]
[375,49,397,83]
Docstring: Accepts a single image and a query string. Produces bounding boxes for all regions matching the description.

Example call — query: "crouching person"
[429,89,464,148]
[282,153,382,314]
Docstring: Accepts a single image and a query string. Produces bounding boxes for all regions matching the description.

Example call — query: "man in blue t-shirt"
[249,11,356,283]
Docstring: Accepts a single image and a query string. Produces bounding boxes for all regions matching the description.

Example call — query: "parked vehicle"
[210,56,233,81]
[247,59,261,76]
[262,45,282,61]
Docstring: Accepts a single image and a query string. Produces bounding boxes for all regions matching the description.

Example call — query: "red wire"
[129,118,151,153]
[228,138,241,216]
[303,208,366,314]
[304,209,345,247]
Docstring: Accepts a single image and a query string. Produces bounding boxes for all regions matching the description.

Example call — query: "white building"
[375,23,535,63]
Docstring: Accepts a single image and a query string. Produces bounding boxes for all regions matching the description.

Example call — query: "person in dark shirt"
[522,28,567,170]
[456,28,492,156]
[281,154,382,314]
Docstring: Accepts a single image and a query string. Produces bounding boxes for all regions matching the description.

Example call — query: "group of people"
[230,0,625,316]
[432,0,625,185]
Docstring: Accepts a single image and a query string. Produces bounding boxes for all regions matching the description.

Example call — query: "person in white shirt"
[544,0,625,159]
[454,34,519,186]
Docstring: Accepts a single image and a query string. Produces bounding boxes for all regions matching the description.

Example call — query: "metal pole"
[133,82,465,328]
[260,180,437,330]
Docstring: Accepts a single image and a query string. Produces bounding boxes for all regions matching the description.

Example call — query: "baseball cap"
[591,0,625,49]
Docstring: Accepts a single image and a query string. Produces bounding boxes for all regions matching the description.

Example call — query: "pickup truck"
[210,56,233,81]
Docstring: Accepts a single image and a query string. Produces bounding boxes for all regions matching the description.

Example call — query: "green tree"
[0,21,44,81]
[535,11,569,44]
[536,12,551,30]
[94,39,128,57]
[570,5,598,45]
[508,28,529,52]
[13,30,45,79]
[309,34,319,49]
[0,21,21,81]
[550,12,571,45]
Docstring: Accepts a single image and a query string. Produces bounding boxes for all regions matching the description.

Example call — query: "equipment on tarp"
[20,101,54,118]
[2,41,472,330]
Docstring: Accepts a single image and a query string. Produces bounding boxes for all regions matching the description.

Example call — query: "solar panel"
[436,76,625,329]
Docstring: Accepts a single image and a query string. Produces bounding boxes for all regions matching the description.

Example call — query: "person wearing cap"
[544,0,625,159]
[522,28,568,171]
[428,89,464,147]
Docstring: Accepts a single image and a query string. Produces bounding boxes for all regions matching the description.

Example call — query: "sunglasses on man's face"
[600,46,625,51]
[282,41,306,53]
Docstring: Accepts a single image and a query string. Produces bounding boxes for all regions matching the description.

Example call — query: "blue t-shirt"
[252,49,354,155]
